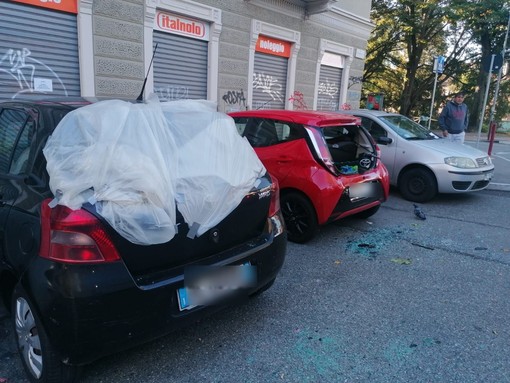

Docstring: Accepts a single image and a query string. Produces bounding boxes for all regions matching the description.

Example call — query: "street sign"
[433,56,445,73]
[482,54,503,73]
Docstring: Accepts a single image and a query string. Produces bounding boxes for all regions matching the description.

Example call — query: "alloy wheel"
[280,192,318,243]
[15,297,43,379]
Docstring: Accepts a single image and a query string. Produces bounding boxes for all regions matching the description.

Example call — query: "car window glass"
[234,118,277,147]
[0,108,30,174]
[233,117,305,147]
[322,126,354,142]
[274,121,305,142]
[52,109,70,126]
[379,115,438,140]
[361,117,387,138]
[10,117,36,175]
[234,117,249,135]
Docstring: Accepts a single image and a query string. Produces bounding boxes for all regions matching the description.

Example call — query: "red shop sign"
[11,0,78,14]
[155,10,210,41]
[255,35,291,58]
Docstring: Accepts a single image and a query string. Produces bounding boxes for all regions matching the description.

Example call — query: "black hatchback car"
[0,99,286,383]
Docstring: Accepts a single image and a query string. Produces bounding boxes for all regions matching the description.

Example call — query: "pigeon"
[413,204,426,220]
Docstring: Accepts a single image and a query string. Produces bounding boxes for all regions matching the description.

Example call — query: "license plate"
[484,172,493,181]
[349,183,376,201]
[177,263,256,311]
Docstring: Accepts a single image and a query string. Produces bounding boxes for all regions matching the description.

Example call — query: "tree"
[363,0,510,128]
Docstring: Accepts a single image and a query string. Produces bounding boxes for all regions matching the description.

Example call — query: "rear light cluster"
[268,176,280,217]
[268,176,284,237]
[305,127,339,175]
[39,199,120,264]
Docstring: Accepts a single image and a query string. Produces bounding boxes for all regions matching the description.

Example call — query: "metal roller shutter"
[153,31,208,101]
[317,65,342,111]
[0,2,80,100]
[253,52,287,110]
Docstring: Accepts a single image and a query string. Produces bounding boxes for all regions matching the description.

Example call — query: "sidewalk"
[432,130,510,144]
[464,131,510,145]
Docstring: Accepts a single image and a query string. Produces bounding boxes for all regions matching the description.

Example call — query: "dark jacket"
[438,100,469,134]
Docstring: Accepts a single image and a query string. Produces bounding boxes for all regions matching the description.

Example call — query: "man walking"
[438,91,469,144]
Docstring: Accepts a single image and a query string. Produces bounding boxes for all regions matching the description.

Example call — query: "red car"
[229,110,390,243]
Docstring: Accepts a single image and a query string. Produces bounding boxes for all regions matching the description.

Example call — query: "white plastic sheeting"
[43,98,266,245]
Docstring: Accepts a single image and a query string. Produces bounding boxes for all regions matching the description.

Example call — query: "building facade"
[0,0,373,112]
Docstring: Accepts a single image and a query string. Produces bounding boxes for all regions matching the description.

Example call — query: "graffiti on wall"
[155,85,189,101]
[317,78,339,111]
[318,79,339,98]
[253,72,283,102]
[0,47,67,98]
[222,89,246,110]
[289,90,308,110]
[348,76,363,89]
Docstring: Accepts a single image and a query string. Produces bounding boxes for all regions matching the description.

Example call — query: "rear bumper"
[305,165,389,224]
[21,230,287,365]
[328,179,386,222]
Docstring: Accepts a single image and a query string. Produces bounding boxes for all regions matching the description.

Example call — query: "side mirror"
[377,136,393,145]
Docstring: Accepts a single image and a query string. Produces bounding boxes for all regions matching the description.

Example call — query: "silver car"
[336,110,494,202]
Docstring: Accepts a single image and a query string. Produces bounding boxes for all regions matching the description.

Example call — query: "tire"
[11,284,80,383]
[354,205,380,219]
[280,192,318,243]
[398,168,437,202]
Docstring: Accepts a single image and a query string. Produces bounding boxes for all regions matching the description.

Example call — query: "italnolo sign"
[155,11,210,41]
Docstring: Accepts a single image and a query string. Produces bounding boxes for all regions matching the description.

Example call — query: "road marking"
[492,154,510,162]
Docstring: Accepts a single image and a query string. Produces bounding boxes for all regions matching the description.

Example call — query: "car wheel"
[280,192,318,243]
[12,284,80,383]
[398,168,437,202]
[354,205,380,219]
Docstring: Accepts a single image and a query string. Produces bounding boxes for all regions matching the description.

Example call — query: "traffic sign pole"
[485,11,510,153]
[428,56,444,130]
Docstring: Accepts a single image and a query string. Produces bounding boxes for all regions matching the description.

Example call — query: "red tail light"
[268,176,280,217]
[40,199,120,264]
[305,127,339,175]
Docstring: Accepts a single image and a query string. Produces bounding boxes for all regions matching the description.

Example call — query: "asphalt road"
[2,183,510,383]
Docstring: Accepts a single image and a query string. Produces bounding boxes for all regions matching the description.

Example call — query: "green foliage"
[364,0,510,125]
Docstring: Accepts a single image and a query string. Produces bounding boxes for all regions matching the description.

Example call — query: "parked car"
[228,110,390,243]
[0,98,286,383]
[336,109,495,202]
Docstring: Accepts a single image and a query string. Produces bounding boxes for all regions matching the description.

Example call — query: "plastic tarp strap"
[43,98,265,245]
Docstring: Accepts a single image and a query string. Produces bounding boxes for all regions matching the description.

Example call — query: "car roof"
[0,96,92,109]
[229,109,360,127]
[336,109,401,118]
[0,96,140,109]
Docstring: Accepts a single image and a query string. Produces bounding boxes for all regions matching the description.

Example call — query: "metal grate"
[476,157,491,167]
[153,31,208,101]
[0,2,80,100]
[253,52,288,110]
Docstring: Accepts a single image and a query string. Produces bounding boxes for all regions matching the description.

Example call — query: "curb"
[465,139,510,145]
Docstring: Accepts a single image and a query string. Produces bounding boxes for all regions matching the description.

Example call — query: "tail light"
[40,198,120,264]
[304,127,339,175]
[267,176,284,237]
[268,175,280,217]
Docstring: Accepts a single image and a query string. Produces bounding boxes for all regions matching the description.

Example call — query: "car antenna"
[136,43,158,102]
